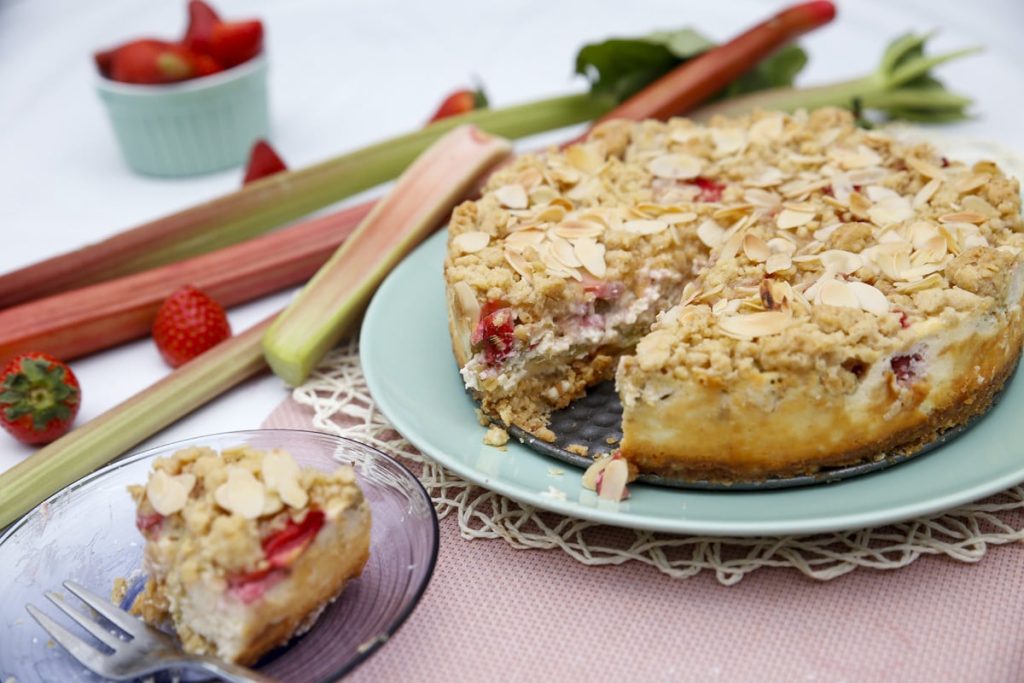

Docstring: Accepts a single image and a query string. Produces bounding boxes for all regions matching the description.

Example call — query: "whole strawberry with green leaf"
[0,353,81,445]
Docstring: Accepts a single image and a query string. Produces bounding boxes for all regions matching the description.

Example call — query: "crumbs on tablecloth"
[605,435,620,445]
[547,467,565,477]
[566,443,589,457]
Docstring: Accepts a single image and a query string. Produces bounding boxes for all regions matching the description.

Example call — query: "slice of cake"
[445,120,715,437]
[128,445,371,664]
[446,107,1024,480]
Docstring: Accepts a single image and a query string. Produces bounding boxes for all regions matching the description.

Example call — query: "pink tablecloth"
[264,399,1024,683]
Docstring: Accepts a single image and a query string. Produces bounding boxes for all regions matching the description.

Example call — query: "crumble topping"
[447,107,1024,434]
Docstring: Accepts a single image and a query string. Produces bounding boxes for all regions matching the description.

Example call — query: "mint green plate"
[361,230,1024,536]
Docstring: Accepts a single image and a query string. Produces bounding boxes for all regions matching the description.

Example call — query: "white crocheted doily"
[293,343,1024,586]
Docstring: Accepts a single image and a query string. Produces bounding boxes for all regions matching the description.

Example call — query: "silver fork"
[26,580,276,682]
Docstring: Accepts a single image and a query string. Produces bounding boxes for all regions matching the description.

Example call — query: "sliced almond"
[848,191,871,219]
[262,450,309,510]
[534,204,568,223]
[214,466,265,519]
[742,234,771,263]
[847,281,890,315]
[495,184,528,210]
[711,127,747,155]
[819,250,863,275]
[553,220,604,240]
[819,279,859,309]
[647,153,702,180]
[566,143,605,174]
[962,195,1000,218]
[451,281,480,325]
[504,249,532,280]
[622,219,669,236]
[697,219,726,248]
[955,173,989,194]
[906,155,947,180]
[744,188,781,208]
[914,234,948,264]
[767,237,797,255]
[745,167,785,187]
[893,272,944,293]
[452,231,490,254]
[765,252,792,274]
[549,236,582,268]
[939,211,987,225]
[813,223,842,242]
[829,145,882,169]
[867,196,913,226]
[748,115,784,144]
[776,208,815,230]
[908,221,939,249]
[573,238,606,278]
[581,454,613,491]
[899,263,946,282]
[845,167,889,186]
[660,211,698,224]
[145,470,194,516]
[596,458,630,502]
[681,281,700,306]
[504,229,546,251]
[718,310,792,340]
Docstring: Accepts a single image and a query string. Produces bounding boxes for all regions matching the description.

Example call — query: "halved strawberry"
[262,510,325,569]
[183,0,222,55]
[209,19,264,69]
[227,567,285,604]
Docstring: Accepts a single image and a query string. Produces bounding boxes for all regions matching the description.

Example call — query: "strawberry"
[152,285,232,368]
[208,19,264,69]
[689,177,726,202]
[0,352,81,445]
[242,139,288,185]
[427,87,489,123]
[108,39,196,84]
[262,510,325,568]
[471,302,516,366]
[183,0,222,55]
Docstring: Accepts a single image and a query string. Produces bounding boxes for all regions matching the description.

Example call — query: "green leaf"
[575,26,807,104]
[718,45,808,99]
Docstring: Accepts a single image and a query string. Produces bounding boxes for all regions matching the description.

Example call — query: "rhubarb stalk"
[0,203,371,365]
[0,94,608,309]
[262,126,513,386]
[0,318,271,529]
[691,33,977,122]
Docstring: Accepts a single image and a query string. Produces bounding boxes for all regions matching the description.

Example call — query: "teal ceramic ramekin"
[96,56,269,177]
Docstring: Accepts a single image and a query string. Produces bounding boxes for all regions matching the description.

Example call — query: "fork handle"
[188,655,280,683]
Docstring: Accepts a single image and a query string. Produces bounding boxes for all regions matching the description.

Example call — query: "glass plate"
[0,429,439,682]
[360,230,1024,536]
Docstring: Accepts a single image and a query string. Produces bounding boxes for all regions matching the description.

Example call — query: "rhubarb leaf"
[575,27,807,102]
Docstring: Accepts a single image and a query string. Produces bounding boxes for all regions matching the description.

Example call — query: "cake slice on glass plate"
[126,444,371,665]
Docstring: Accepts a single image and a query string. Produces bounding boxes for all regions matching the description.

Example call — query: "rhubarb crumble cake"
[127,445,371,664]
[445,107,1024,480]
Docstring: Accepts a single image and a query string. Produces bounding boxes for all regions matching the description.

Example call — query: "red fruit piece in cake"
[689,177,725,202]
[472,303,515,366]
[262,510,325,568]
